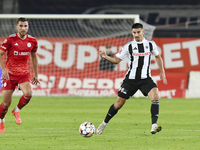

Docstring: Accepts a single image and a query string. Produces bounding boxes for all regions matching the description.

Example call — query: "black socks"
[104,104,119,123]
[151,100,159,124]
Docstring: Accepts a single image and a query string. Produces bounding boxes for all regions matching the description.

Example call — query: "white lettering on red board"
[37,39,200,70]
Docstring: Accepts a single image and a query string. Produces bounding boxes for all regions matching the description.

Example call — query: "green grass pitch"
[0,96,199,150]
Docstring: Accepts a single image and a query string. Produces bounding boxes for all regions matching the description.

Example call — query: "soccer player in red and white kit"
[0,17,40,133]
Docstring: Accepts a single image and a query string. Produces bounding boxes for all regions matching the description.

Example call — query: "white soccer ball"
[79,122,95,137]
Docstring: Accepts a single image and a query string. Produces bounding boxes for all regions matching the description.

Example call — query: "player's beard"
[135,36,140,42]
[19,30,27,38]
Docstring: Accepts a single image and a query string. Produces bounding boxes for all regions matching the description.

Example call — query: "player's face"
[132,28,144,42]
[16,21,29,38]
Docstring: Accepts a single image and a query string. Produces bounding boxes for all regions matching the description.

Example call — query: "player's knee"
[3,101,11,108]
[150,93,159,100]
[114,103,123,109]
[114,99,126,109]
[23,90,32,97]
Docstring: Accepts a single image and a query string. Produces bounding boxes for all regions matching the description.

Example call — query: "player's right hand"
[99,50,106,58]
[31,76,40,85]
[2,69,11,80]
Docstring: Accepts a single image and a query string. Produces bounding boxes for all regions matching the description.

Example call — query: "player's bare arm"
[31,52,40,85]
[99,50,121,64]
[0,50,11,80]
[155,54,167,84]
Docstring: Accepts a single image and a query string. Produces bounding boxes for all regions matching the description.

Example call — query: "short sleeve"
[31,39,38,52]
[0,37,11,52]
[151,41,159,56]
[115,43,129,60]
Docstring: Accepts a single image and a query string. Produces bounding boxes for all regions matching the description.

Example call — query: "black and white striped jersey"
[116,38,159,79]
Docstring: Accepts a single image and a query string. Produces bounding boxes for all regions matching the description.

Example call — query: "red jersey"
[0,33,38,76]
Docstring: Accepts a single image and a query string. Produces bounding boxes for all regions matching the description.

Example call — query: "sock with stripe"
[104,104,119,123]
[16,95,32,111]
[0,103,8,120]
[151,100,159,124]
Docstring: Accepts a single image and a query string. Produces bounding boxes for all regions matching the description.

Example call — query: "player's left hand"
[160,72,167,85]
[31,77,40,85]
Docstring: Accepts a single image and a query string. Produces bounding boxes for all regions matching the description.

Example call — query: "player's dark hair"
[132,23,143,29]
[106,44,111,48]
[16,17,28,24]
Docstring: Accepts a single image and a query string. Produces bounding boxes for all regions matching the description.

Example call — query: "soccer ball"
[79,122,95,137]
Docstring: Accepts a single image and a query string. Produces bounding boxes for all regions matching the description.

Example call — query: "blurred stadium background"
[0,0,200,98]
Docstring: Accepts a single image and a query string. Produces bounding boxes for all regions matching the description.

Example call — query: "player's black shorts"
[118,77,157,99]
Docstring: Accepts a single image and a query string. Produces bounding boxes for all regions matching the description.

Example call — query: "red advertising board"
[0,37,199,97]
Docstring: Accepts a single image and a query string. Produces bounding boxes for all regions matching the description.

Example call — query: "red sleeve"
[31,38,38,53]
[0,37,11,52]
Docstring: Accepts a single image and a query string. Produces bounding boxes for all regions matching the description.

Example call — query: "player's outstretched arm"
[99,50,121,64]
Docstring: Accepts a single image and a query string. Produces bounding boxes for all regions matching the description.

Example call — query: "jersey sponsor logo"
[14,51,30,55]
[27,43,31,47]
[132,52,150,56]
[19,52,30,55]
[14,43,18,46]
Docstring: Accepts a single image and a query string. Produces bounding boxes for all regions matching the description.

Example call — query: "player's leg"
[96,96,126,134]
[0,90,14,133]
[96,78,137,135]
[12,81,32,125]
[148,87,162,134]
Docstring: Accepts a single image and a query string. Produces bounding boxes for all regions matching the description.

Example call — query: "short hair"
[16,17,28,24]
[132,23,143,29]
[106,44,111,48]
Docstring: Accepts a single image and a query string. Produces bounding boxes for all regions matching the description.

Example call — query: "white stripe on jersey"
[9,34,16,37]
[116,38,159,79]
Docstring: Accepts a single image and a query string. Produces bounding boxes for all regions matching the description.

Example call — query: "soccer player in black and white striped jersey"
[96,23,167,135]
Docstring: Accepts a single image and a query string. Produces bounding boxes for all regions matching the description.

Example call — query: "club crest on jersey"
[27,43,31,47]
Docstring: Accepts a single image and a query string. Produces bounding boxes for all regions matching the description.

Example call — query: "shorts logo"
[27,43,31,47]
[119,87,128,94]
[2,82,7,87]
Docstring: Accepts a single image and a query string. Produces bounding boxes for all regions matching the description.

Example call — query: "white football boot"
[151,123,162,134]
[96,121,107,135]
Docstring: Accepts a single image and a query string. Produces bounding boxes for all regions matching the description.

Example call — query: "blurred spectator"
[99,44,116,71]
